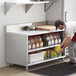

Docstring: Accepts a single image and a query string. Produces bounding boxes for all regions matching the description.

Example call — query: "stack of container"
[42,33,61,46]
[28,36,43,50]
[44,46,62,59]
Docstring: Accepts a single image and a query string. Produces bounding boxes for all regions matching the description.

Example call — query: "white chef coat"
[65,21,76,39]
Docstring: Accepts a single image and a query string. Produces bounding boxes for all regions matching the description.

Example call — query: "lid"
[43,34,48,36]
[56,32,59,34]
[52,33,56,35]
[48,33,52,35]
[36,35,40,37]
[33,36,38,38]
[28,37,33,39]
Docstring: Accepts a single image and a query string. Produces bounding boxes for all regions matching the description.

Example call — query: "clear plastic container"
[30,37,35,49]
[43,34,51,46]
[28,37,32,50]
[53,33,58,45]
[49,33,53,40]
[56,33,61,44]
[37,36,43,48]
[51,33,54,45]
[44,51,48,60]
[48,33,54,45]
[34,36,39,48]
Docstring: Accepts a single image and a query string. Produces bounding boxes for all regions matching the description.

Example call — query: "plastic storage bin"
[28,51,46,63]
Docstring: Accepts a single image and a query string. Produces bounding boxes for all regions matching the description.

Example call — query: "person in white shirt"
[55,20,76,65]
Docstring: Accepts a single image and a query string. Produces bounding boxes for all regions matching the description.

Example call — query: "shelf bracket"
[4,2,16,15]
[0,1,4,13]
[44,0,57,12]
[26,4,33,13]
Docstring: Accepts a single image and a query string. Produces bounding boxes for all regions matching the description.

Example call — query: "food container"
[42,34,51,46]
[28,51,46,63]
[51,50,57,58]
[54,46,62,57]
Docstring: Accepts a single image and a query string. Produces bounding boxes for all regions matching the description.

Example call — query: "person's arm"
[62,37,71,50]
[60,37,67,48]
[60,37,71,53]
[60,32,67,48]
[61,24,73,51]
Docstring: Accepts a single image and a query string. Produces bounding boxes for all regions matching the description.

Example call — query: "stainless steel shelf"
[28,56,65,66]
[28,44,60,52]
[5,24,66,71]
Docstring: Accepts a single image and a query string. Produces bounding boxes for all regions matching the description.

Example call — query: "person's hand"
[60,44,62,48]
[54,46,58,49]
[54,46,61,49]
[59,48,64,53]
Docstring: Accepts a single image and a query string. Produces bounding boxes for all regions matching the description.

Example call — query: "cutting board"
[35,25,56,31]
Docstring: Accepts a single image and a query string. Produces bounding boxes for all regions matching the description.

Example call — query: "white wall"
[64,0,76,21]
[46,0,63,23]
[0,4,45,68]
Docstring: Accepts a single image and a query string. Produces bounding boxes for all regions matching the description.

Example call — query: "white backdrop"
[0,3,45,68]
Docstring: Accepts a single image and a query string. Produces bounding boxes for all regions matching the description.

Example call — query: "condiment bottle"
[48,50,51,58]
[43,34,51,46]
[30,37,35,49]
[48,33,53,45]
[51,33,54,45]
[37,36,43,48]
[53,33,58,45]
[34,36,39,48]
[55,33,58,45]
[44,51,48,60]
[47,34,51,46]
[28,37,32,50]
[56,33,61,44]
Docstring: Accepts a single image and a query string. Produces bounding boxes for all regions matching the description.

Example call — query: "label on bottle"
[37,43,39,48]
[48,41,51,45]
[46,37,49,40]
[54,36,56,39]
[50,36,53,39]
[33,44,35,49]
[40,42,43,46]
[55,39,58,44]
[28,44,31,49]
[52,40,54,45]
[59,39,61,43]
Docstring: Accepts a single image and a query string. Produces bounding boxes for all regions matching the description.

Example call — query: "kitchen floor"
[0,58,76,76]
[0,65,41,76]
